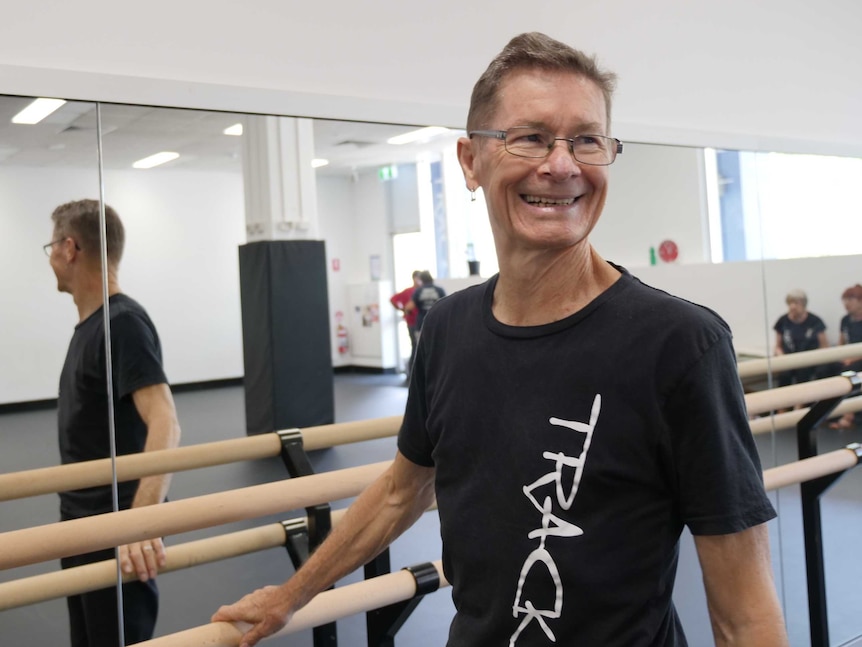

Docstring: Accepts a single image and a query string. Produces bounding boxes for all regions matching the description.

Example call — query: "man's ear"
[61,237,77,262]
[457,136,479,191]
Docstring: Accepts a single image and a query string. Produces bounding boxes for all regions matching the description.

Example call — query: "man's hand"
[212,585,294,647]
[119,537,166,582]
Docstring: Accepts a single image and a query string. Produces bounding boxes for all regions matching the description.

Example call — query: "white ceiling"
[0,95,464,175]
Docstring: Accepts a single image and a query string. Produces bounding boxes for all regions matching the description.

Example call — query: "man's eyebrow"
[510,120,607,134]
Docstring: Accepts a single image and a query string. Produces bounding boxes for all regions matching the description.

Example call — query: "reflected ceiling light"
[133,152,180,169]
[311,158,329,168]
[11,98,67,125]
[223,123,243,136]
[387,126,450,145]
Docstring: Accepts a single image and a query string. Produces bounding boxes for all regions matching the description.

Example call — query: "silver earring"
[470,188,476,202]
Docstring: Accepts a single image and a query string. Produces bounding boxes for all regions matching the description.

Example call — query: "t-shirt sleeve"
[110,312,168,399]
[665,333,776,535]
[397,340,436,467]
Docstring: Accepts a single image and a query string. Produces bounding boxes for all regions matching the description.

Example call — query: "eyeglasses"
[42,237,80,256]
[468,127,623,166]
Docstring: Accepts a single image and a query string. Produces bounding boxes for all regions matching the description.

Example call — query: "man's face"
[458,68,610,256]
[844,297,862,317]
[48,228,72,293]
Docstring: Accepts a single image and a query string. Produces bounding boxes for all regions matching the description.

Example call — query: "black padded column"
[239,240,334,435]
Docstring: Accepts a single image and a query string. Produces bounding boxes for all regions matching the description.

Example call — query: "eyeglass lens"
[504,127,616,164]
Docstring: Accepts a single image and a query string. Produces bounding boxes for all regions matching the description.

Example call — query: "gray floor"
[2,375,862,646]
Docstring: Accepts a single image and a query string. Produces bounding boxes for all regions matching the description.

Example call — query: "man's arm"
[212,451,435,647]
[694,523,788,646]
[119,382,182,582]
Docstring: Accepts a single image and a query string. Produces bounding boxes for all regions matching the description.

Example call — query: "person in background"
[829,284,862,429]
[390,270,422,381]
[47,199,182,647]
[411,270,446,341]
[213,32,787,647]
[772,289,828,387]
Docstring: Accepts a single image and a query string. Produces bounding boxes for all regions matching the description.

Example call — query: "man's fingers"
[119,540,163,581]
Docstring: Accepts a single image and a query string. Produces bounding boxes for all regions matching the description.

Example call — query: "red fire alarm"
[658,240,679,263]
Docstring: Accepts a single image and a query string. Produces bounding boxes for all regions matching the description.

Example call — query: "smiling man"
[214,33,788,646]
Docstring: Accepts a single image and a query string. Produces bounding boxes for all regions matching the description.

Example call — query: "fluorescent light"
[223,123,243,136]
[311,158,329,168]
[133,152,180,169]
[11,98,66,125]
[387,126,450,145]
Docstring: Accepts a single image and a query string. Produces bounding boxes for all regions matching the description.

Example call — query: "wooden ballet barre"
[749,395,862,435]
[137,560,449,647]
[0,415,402,503]
[133,453,860,647]
[737,342,862,379]
[0,508,345,611]
[763,446,861,491]
[743,375,856,417]
[0,501,437,611]
[0,461,391,571]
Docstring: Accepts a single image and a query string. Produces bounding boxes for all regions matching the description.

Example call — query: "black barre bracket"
[365,561,441,647]
[795,371,861,647]
[276,428,336,647]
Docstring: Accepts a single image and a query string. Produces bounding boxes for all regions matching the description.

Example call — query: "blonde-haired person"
[772,289,828,388]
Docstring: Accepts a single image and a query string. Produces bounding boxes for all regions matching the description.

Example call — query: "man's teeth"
[523,195,575,206]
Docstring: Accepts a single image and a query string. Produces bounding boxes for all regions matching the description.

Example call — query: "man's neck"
[72,274,121,322]
[492,244,620,326]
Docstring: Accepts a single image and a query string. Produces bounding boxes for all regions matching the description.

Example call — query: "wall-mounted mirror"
[2,90,861,646]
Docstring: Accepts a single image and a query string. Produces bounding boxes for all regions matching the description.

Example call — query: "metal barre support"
[276,429,337,647]
[796,372,862,647]
[365,561,441,647]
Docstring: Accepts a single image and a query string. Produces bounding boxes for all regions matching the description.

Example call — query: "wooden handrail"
[737,342,862,379]
[0,415,401,502]
[743,376,855,417]
[138,560,449,647]
[0,461,390,571]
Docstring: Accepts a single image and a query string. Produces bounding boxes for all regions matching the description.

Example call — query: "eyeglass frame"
[468,127,623,166]
[43,237,81,256]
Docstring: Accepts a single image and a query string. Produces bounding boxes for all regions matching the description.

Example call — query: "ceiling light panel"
[11,98,67,125]
[132,152,180,169]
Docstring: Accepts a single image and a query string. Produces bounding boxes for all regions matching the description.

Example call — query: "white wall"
[595,143,708,267]
[636,254,862,357]
[0,167,100,403]
[317,175,356,368]
[0,165,245,404]
[101,169,246,384]
[1,2,860,156]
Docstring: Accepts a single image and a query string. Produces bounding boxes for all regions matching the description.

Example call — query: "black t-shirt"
[58,294,168,518]
[412,284,446,331]
[840,314,862,345]
[773,312,825,353]
[398,267,775,647]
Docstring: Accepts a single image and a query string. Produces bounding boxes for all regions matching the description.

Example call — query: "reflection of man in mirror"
[214,33,787,646]
[47,199,181,647]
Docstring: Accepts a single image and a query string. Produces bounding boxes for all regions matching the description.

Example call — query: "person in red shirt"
[390,270,422,380]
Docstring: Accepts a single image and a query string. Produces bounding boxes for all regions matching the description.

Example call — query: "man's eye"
[575,135,602,147]
[512,131,550,145]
